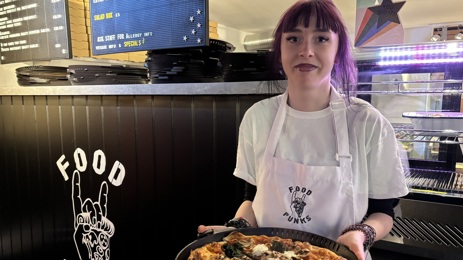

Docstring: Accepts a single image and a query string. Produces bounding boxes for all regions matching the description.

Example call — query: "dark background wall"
[0,94,272,260]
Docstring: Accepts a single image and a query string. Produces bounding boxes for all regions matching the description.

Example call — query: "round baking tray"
[175,227,357,260]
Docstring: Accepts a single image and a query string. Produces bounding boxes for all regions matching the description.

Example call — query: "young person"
[198,1,409,259]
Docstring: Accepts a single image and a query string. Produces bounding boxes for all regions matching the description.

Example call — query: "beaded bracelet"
[340,223,377,251]
[224,217,252,229]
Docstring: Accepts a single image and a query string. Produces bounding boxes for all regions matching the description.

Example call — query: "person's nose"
[299,39,314,57]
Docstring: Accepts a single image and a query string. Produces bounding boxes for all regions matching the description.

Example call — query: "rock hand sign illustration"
[291,190,307,218]
[72,170,115,260]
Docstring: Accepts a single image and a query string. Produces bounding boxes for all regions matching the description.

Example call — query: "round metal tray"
[176,227,357,260]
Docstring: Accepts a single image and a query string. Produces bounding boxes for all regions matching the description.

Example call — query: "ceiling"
[209,0,463,35]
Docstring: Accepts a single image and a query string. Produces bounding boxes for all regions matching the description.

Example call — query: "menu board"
[90,0,208,56]
[0,0,71,64]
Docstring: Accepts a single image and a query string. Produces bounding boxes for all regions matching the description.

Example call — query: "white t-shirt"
[234,93,409,200]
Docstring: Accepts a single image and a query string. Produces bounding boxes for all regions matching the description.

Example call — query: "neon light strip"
[379,48,463,57]
[378,58,463,66]
[377,43,463,58]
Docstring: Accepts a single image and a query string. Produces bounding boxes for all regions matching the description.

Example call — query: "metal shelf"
[356,79,463,95]
[394,127,463,144]
[406,168,463,198]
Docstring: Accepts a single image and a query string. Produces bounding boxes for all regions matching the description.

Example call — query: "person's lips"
[295,63,317,71]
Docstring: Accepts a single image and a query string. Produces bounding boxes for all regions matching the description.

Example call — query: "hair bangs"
[280,1,343,33]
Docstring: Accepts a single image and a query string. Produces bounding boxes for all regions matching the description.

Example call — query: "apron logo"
[283,186,312,224]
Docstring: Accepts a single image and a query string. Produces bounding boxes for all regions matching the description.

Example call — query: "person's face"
[280,16,339,90]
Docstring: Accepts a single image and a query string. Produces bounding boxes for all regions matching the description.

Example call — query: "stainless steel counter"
[0,81,285,96]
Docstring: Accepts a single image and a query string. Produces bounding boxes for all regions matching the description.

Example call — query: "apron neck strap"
[329,88,353,181]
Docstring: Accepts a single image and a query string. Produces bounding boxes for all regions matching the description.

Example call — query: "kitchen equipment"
[357,41,463,259]
[402,111,463,131]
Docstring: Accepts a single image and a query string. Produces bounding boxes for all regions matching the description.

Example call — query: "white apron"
[253,88,356,240]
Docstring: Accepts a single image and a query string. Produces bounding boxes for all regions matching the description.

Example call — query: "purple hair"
[269,0,357,97]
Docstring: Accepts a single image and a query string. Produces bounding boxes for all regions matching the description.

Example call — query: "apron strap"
[266,91,288,155]
[330,95,353,184]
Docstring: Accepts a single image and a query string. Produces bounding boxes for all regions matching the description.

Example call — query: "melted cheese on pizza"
[187,231,347,260]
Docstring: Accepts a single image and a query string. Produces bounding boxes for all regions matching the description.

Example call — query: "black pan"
[176,227,357,260]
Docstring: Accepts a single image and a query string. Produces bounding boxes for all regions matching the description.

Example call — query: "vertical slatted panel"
[172,96,198,256]
[0,96,5,257]
[23,96,41,257]
[54,96,74,257]
[152,95,176,257]
[35,96,56,257]
[172,95,195,222]
[214,95,240,216]
[12,96,28,258]
[132,95,156,255]
[0,94,272,259]
[8,96,21,258]
[191,95,215,225]
[190,94,216,237]
[1,96,14,258]
[118,95,139,254]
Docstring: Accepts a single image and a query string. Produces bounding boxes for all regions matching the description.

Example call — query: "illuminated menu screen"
[0,0,71,64]
[90,0,208,55]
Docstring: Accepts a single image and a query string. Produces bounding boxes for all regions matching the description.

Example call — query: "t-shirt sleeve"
[233,108,258,186]
[368,116,410,199]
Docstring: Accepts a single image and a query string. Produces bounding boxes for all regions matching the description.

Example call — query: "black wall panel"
[0,94,271,259]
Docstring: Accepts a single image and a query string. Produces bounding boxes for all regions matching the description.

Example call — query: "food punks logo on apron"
[56,148,125,260]
[284,186,312,224]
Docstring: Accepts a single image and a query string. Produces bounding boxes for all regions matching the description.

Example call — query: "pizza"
[188,230,348,260]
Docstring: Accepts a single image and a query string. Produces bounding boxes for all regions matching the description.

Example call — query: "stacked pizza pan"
[16,65,71,86]
[220,51,285,82]
[145,40,287,84]
[67,65,149,85]
[145,39,235,84]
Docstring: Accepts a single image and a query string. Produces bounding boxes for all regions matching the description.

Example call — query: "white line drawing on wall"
[72,170,115,260]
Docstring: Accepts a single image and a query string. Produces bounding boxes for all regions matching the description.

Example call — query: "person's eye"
[316,36,329,43]
[285,36,300,43]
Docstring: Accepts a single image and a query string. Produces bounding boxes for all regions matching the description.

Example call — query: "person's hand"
[336,231,367,260]
[197,224,227,233]
[197,225,235,238]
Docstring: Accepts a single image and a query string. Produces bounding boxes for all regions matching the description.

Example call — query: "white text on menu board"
[92,0,153,50]
[0,2,62,52]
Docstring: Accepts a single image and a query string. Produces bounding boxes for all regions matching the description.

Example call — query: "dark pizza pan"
[176,227,357,260]
[67,65,148,76]
[16,65,68,74]
[148,39,235,54]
